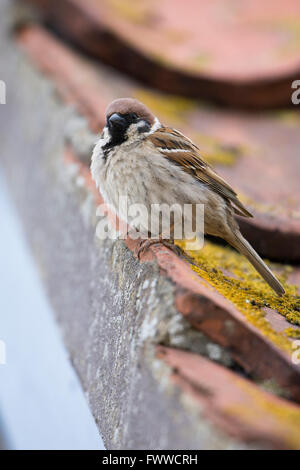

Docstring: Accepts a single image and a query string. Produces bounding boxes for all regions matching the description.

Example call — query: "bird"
[91,97,285,296]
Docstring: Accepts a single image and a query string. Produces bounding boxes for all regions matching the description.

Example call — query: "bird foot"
[137,239,183,259]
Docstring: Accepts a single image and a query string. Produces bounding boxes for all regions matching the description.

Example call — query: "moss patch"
[176,239,300,353]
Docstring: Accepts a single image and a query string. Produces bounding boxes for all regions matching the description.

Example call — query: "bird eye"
[131,113,138,122]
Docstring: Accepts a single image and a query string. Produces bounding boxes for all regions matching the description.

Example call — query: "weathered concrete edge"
[2,2,300,449]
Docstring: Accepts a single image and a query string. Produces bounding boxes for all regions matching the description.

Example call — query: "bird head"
[105,98,157,147]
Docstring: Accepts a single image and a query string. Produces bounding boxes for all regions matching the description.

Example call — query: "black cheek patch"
[138,121,151,134]
[102,115,150,161]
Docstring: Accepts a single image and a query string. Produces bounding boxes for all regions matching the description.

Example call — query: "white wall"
[0,171,105,450]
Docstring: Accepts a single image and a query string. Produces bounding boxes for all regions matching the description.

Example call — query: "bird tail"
[226,231,285,296]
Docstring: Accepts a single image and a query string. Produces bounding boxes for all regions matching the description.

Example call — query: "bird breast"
[91,138,226,237]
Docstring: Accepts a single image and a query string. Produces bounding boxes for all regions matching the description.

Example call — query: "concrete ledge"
[1,1,300,449]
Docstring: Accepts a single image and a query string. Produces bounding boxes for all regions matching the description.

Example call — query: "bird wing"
[149,126,252,218]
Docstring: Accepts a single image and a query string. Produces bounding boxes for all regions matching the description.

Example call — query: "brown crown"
[105,98,155,125]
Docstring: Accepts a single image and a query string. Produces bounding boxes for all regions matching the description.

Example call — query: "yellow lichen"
[134,89,195,125]
[275,18,300,55]
[226,379,300,449]
[238,194,275,214]
[190,52,211,71]
[271,110,300,126]
[190,132,245,166]
[133,90,243,166]
[284,328,300,339]
[103,0,154,25]
[238,193,300,220]
[176,239,300,353]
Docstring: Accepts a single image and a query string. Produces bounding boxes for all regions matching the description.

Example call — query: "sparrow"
[91,98,285,296]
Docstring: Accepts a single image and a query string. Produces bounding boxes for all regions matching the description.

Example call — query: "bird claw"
[137,239,160,259]
[137,239,184,260]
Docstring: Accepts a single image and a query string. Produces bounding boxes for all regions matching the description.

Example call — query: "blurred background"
[0,0,300,450]
[0,172,104,450]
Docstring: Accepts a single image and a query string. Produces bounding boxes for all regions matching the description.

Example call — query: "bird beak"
[107,113,127,131]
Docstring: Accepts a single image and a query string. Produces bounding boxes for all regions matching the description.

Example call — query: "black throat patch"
[102,113,151,161]
[102,130,128,161]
